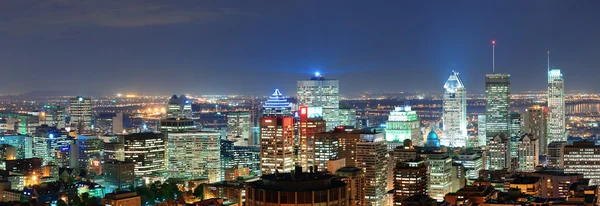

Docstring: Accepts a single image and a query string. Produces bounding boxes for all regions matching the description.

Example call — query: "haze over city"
[1,0,600,95]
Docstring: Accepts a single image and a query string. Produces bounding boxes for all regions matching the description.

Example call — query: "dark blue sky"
[1,0,599,95]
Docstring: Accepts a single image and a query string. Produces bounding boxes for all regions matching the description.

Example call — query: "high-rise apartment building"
[548,141,567,168]
[489,134,511,171]
[259,116,294,174]
[547,69,566,144]
[485,74,510,141]
[524,105,547,155]
[385,105,421,149]
[356,138,388,206]
[69,96,92,133]
[227,111,251,146]
[516,134,539,172]
[563,141,600,185]
[297,73,340,131]
[298,106,327,170]
[394,160,427,205]
[166,95,192,119]
[442,71,467,148]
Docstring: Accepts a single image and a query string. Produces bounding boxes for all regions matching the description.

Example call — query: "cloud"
[0,0,250,34]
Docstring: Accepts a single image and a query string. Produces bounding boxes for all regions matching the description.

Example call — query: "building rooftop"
[248,169,346,192]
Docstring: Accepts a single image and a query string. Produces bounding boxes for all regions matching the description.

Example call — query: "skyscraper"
[227,111,251,146]
[262,89,292,116]
[298,106,327,170]
[356,137,388,206]
[259,116,294,174]
[488,134,511,171]
[442,71,467,147]
[166,131,221,182]
[119,133,166,176]
[548,141,567,168]
[516,134,539,172]
[166,95,192,119]
[563,141,600,185]
[477,115,487,147]
[524,105,547,155]
[297,73,340,131]
[547,69,566,144]
[394,160,427,205]
[385,104,422,149]
[69,96,92,133]
[485,74,511,141]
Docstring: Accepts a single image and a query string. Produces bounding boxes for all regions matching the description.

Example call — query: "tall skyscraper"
[394,160,427,205]
[442,71,467,147]
[516,134,539,172]
[297,73,340,131]
[259,116,294,174]
[262,89,292,116]
[524,105,548,155]
[227,111,251,146]
[547,69,566,144]
[477,115,487,147]
[424,152,452,202]
[69,96,92,133]
[485,74,511,141]
[385,104,421,149]
[166,95,192,119]
[356,137,388,206]
[488,134,511,171]
[298,106,327,170]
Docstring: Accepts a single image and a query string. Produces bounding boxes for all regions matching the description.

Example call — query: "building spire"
[547,50,550,72]
[492,40,496,73]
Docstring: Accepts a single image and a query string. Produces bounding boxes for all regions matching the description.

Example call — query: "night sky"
[1,0,599,96]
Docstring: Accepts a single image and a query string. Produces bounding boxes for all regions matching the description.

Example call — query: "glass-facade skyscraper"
[442,71,467,147]
[297,73,339,131]
[69,96,92,133]
[485,74,511,141]
[547,69,566,144]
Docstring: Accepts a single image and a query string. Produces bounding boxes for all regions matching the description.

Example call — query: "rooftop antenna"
[492,40,496,73]
[547,50,550,72]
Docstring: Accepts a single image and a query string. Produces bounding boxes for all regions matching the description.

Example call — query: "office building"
[336,167,366,206]
[119,133,166,176]
[69,96,93,133]
[485,74,510,141]
[356,137,388,206]
[259,116,294,174]
[298,106,327,170]
[0,135,33,159]
[548,141,567,168]
[159,118,195,132]
[563,141,600,185]
[454,152,483,180]
[394,160,427,205]
[246,170,349,206]
[227,111,251,146]
[478,115,487,147]
[297,73,340,131]
[103,161,135,194]
[516,134,539,172]
[442,71,467,148]
[424,152,452,202]
[524,105,547,155]
[262,89,292,116]
[31,126,71,165]
[76,135,104,172]
[509,112,523,137]
[317,128,382,167]
[314,134,339,172]
[166,95,192,119]
[112,112,124,134]
[547,69,566,144]
[40,105,66,129]
[489,134,511,171]
[451,163,466,192]
[385,104,421,149]
[166,131,221,182]
[339,107,357,127]
[525,170,583,198]
[104,142,125,162]
[391,139,418,163]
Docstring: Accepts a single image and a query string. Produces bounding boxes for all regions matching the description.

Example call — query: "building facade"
[385,105,421,149]
[298,106,327,170]
[118,133,166,176]
[524,105,547,156]
[69,96,92,133]
[394,160,427,205]
[442,71,467,148]
[259,116,294,174]
[297,73,340,131]
[563,141,600,185]
[547,69,566,144]
[517,134,539,172]
[489,134,511,171]
[356,138,388,206]
[548,141,567,168]
[166,131,220,182]
[485,74,511,141]
[227,111,251,146]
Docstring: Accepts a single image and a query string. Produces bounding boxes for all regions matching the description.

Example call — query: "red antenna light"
[492,40,496,45]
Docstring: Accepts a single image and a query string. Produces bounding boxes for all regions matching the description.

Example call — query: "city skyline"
[1,1,599,95]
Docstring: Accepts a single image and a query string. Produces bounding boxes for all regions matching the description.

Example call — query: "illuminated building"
[516,134,538,172]
[297,73,340,131]
[451,163,466,192]
[478,115,486,147]
[489,134,511,171]
[159,118,195,132]
[454,152,483,180]
[356,136,388,206]
[227,111,251,146]
[166,131,221,182]
[563,141,600,185]
[259,116,294,174]
[547,69,566,144]
[442,71,467,148]
[69,96,92,133]
[101,191,141,206]
[104,142,124,162]
[524,105,547,155]
[298,105,327,170]
[314,134,339,172]
[509,112,523,137]
[40,105,66,129]
[317,128,383,167]
[76,135,104,173]
[385,104,421,149]
[485,74,510,141]
[444,185,498,206]
[336,167,366,206]
[166,95,192,119]
[0,135,33,159]
[339,107,357,127]
[103,160,135,194]
[547,141,567,168]
[394,160,427,205]
[246,169,349,206]
[392,140,418,163]
[525,170,583,198]
[5,158,42,176]
[118,133,166,176]
[32,126,71,165]
[420,152,452,202]
[262,89,292,116]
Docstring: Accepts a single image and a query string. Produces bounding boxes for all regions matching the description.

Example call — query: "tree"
[57,199,68,206]
[193,184,205,200]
